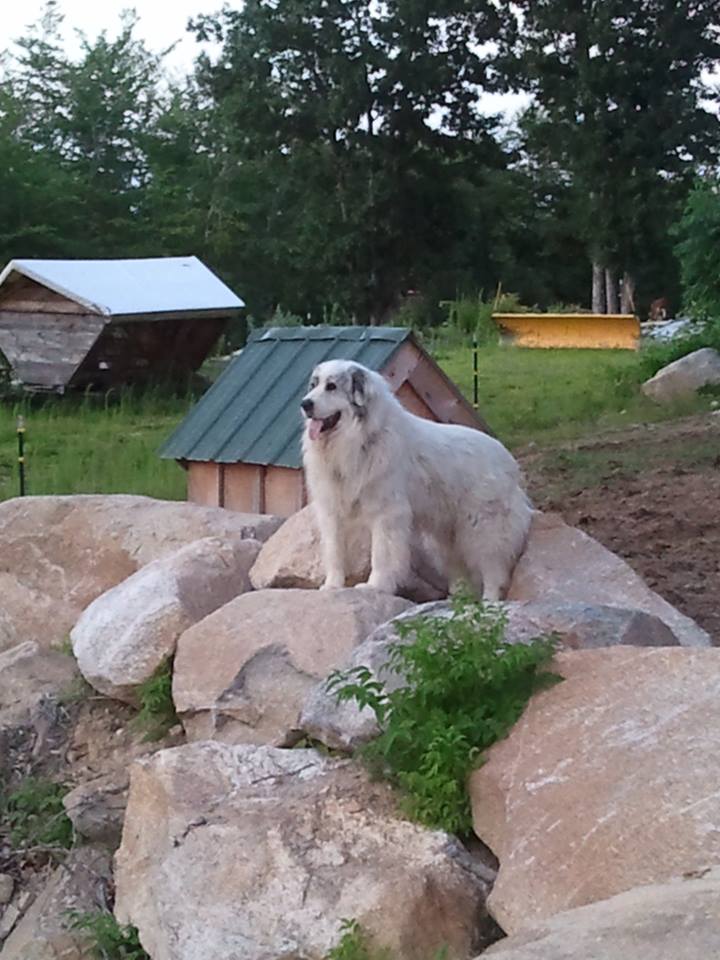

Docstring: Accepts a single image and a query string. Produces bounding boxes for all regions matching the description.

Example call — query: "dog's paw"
[321,578,345,591]
[355,579,394,594]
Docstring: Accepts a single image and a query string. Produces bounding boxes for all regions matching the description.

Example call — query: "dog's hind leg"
[457,526,515,602]
[356,509,411,595]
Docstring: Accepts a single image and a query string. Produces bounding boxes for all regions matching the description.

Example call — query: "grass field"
[439,342,708,447]
[0,344,712,503]
[0,390,189,502]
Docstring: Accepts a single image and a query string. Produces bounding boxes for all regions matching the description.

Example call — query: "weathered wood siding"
[71,317,226,389]
[0,276,89,314]
[0,311,105,388]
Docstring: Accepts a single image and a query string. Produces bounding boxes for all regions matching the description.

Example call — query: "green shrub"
[327,594,560,834]
[637,321,720,380]
[68,911,149,959]
[326,919,392,960]
[2,778,73,850]
[674,177,720,322]
[437,292,534,347]
[131,659,178,742]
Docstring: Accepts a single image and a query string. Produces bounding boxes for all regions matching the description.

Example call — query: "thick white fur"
[301,359,532,600]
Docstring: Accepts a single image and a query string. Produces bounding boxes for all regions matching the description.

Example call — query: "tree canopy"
[0,0,718,327]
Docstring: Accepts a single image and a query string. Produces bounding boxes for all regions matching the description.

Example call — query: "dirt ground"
[521,413,720,644]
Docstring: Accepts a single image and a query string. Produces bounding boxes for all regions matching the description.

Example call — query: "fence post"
[17,415,26,497]
[472,336,479,410]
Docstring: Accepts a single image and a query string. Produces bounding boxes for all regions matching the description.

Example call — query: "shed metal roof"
[0,256,244,317]
[160,326,411,469]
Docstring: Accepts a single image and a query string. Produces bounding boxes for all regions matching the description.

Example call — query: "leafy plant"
[131,659,178,742]
[675,177,720,323]
[327,595,561,834]
[68,911,149,959]
[326,919,390,960]
[2,777,73,850]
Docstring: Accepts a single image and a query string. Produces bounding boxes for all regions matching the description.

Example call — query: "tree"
[4,2,169,258]
[503,0,720,314]
[674,176,720,322]
[189,0,514,321]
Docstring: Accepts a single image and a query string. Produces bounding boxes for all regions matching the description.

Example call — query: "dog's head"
[301,360,371,441]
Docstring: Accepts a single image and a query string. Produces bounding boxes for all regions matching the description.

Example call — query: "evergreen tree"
[503,0,720,313]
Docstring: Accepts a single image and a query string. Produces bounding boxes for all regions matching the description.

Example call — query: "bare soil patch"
[522,414,720,643]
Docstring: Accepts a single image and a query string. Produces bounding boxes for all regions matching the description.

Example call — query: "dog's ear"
[350,367,367,414]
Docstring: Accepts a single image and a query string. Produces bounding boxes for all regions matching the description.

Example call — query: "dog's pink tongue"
[308,419,324,441]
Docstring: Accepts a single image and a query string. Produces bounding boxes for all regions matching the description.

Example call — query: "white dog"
[301,359,532,600]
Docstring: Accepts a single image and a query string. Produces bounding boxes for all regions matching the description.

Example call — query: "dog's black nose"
[301,398,314,416]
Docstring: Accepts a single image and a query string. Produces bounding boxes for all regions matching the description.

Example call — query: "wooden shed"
[0,257,244,391]
[160,325,488,517]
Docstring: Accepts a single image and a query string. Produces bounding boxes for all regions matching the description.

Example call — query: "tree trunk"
[605,268,619,313]
[592,261,606,314]
[620,272,636,314]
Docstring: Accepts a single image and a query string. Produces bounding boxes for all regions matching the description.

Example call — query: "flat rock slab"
[483,869,720,960]
[72,536,260,703]
[470,647,720,934]
[115,742,491,960]
[173,587,411,745]
[300,598,679,752]
[507,512,710,647]
[0,494,281,653]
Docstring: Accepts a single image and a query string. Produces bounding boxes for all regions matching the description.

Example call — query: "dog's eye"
[310,378,318,389]
[326,382,337,391]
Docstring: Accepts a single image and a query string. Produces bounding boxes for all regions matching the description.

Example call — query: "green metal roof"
[159,325,412,469]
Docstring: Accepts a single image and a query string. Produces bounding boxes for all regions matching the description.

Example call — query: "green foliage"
[675,178,720,322]
[635,323,720,381]
[131,659,178,742]
[327,595,561,834]
[326,919,391,960]
[68,911,149,960]
[509,0,720,312]
[2,777,73,849]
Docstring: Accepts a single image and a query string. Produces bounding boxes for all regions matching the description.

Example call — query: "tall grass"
[441,343,711,447]
[0,387,188,502]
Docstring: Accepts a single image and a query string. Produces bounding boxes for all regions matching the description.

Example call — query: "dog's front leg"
[357,511,411,595]
[316,508,346,590]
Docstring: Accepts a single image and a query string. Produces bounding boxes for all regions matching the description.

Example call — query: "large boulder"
[249,505,448,603]
[71,536,260,703]
[483,870,720,960]
[172,587,411,745]
[0,495,282,653]
[502,599,679,648]
[0,641,76,730]
[507,512,710,647]
[641,346,720,402]
[300,599,680,752]
[63,770,130,847]
[115,742,492,960]
[469,647,720,934]
[0,845,112,959]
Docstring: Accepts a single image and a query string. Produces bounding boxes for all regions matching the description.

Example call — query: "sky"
[4,0,217,77]
[3,0,531,117]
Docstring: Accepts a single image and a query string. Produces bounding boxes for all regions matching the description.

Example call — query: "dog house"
[0,256,244,391]
[160,325,488,517]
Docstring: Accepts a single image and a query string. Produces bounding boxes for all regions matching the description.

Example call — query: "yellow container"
[492,313,640,350]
